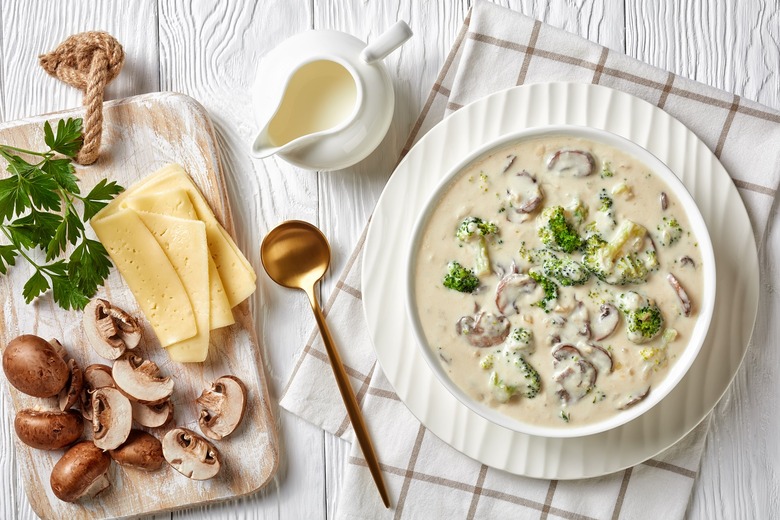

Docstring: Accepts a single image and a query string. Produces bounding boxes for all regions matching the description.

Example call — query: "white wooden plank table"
[0,1,777,518]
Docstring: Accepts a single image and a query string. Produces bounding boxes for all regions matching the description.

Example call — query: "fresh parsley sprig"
[0,118,123,310]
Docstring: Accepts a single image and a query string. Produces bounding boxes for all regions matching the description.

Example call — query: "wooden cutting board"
[0,93,278,519]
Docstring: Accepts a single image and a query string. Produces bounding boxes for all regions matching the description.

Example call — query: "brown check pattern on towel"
[280,2,780,518]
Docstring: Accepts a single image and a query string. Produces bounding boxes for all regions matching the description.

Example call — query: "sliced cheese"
[90,209,197,346]
[136,211,210,363]
[123,187,235,329]
[95,164,257,307]
[124,188,198,220]
[206,255,235,329]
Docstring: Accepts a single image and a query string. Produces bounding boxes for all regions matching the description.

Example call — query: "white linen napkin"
[280,2,780,518]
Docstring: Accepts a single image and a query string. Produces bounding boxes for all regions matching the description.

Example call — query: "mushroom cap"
[80,364,115,421]
[197,375,247,440]
[14,409,83,450]
[163,428,221,480]
[58,359,84,411]
[83,299,142,360]
[92,387,133,451]
[50,441,111,503]
[2,335,69,397]
[113,354,174,405]
[131,399,174,428]
[110,429,164,471]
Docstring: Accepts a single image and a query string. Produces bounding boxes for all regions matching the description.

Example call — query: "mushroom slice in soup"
[505,172,543,222]
[552,344,597,404]
[617,386,650,410]
[591,303,619,341]
[456,311,510,348]
[500,154,517,173]
[547,150,596,177]
[667,273,692,317]
[495,272,537,315]
[570,301,590,338]
[583,344,613,375]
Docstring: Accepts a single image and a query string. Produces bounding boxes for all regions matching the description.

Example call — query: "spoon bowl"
[261,220,331,290]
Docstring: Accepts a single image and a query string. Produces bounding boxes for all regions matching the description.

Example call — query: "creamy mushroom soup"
[413,135,704,428]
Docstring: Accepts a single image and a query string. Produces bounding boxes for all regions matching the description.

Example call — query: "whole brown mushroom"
[110,429,164,471]
[14,409,83,450]
[50,441,111,503]
[2,335,69,397]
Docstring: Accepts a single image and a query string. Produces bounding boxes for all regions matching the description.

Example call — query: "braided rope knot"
[39,32,125,165]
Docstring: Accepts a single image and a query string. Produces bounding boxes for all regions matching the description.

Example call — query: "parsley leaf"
[44,119,83,158]
[0,245,17,274]
[22,270,49,303]
[42,158,80,194]
[69,238,112,296]
[82,179,124,221]
[51,271,90,310]
[0,118,123,309]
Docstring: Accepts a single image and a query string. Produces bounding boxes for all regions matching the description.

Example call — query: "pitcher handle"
[360,21,413,64]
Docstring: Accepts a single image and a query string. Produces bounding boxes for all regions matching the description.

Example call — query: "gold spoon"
[260,220,391,508]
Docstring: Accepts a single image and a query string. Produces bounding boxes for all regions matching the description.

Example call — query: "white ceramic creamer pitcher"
[251,21,412,170]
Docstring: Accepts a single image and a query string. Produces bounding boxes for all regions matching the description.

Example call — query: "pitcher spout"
[251,123,322,159]
[251,126,281,158]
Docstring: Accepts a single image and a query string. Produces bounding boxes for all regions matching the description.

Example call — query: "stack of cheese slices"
[90,164,256,363]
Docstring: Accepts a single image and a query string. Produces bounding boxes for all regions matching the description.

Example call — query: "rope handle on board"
[39,31,125,165]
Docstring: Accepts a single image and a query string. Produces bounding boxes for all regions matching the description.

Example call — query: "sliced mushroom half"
[456,311,510,348]
[131,399,174,428]
[58,359,84,411]
[113,354,174,405]
[552,344,597,404]
[80,364,115,421]
[197,375,248,440]
[83,299,142,360]
[495,272,537,315]
[163,428,221,480]
[92,387,132,451]
[667,273,692,317]
[591,303,620,341]
[547,150,595,177]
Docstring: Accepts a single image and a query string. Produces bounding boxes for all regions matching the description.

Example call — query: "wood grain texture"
[0,3,164,519]
[625,2,780,518]
[157,1,325,519]
[0,0,160,120]
[311,2,470,513]
[0,93,278,519]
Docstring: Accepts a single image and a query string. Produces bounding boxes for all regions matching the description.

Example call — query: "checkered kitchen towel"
[280,1,780,518]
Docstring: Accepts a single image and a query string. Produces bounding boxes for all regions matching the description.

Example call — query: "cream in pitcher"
[251,21,412,170]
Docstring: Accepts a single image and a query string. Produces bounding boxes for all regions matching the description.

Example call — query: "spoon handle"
[307,287,391,508]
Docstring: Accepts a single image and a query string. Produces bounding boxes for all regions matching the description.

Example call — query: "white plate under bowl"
[405,124,717,439]
[363,82,759,479]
